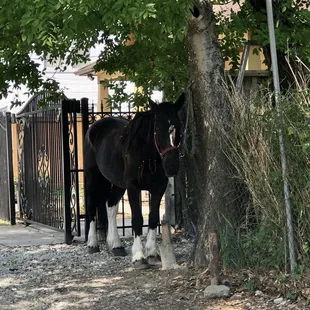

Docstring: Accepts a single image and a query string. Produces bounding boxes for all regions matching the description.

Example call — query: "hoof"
[133,258,150,270]
[111,247,128,257]
[147,255,162,266]
[88,246,100,254]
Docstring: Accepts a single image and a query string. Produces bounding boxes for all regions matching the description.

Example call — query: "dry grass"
[0,219,10,226]
[219,71,310,269]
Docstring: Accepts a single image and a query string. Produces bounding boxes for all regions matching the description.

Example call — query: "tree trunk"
[186,1,236,266]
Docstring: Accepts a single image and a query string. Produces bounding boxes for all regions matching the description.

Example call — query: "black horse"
[84,93,185,269]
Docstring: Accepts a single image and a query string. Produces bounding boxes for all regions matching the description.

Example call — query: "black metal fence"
[15,94,81,243]
[3,93,166,244]
[0,111,15,224]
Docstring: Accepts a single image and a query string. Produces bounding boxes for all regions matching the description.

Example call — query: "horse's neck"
[128,114,160,161]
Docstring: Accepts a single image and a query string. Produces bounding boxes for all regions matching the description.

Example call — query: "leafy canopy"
[1,0,310,104]
[0,0,191,104]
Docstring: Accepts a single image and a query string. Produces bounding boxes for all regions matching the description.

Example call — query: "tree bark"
[208,232,220,285]
[186,1,236,266]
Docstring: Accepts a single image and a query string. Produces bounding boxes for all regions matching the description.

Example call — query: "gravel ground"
[0,235,309,310]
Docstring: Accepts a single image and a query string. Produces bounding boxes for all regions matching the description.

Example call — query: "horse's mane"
[121,110,157,176]
[121,111,152,146]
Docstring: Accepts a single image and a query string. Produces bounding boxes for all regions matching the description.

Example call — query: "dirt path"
[0,236,307,310]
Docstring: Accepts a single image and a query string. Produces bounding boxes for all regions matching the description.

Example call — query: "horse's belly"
[99,166,126,189]
[96,146,126,189]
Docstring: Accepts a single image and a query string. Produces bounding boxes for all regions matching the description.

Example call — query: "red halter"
[153,116,180,159]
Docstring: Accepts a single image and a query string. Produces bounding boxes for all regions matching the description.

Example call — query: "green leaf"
[287,126,295,135]
[21,34,27,42]
[302,142,310,152]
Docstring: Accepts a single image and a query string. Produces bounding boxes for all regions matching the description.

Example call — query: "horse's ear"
[148,98,158,110]
[174,93,186,111]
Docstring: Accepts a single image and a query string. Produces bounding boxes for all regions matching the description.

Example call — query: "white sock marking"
[87,220,98,248]
[106,202,122,249]
[132,235,145,262]
[145,229,157,257]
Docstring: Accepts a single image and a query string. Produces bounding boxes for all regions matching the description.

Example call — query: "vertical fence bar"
[6,112,16,225]
[81,98,89,241]
[0,113,9,221]
[61,100,73,244]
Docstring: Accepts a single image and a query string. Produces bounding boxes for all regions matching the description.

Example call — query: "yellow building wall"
[97,71,125,112]
[220,31,268,71]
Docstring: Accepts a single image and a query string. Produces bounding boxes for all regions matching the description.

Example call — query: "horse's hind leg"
[86,193,101,253]
[85,168,109,254]
[106,185,127,256]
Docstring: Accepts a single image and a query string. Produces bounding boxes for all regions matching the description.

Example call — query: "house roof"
[0,87,31,114]
[74,61,97,76]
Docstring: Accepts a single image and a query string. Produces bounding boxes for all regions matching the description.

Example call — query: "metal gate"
[15,93,81,243]
[0,111,15,224]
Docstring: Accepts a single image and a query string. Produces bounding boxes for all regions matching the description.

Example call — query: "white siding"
[45,72,98,104]
[0,45,102,112]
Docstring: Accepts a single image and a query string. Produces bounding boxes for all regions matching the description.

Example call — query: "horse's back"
[86,117,128,146]
[84,117,129,188]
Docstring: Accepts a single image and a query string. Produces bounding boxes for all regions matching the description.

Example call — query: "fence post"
[70,100,81,237]
[81,98,89,242]
[61,100,73,244]
[6,112,15,225]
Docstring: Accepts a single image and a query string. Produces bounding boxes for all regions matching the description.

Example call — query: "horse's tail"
[83,125,108,245]
[84,125,97,152]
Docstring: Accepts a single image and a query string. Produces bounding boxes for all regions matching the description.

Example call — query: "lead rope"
[179,90,191,158]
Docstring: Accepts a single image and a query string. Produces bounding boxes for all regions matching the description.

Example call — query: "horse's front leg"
[146,180,168,265]
[127,184,149,269]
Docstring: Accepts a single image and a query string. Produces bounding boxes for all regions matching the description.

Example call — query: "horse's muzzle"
[162,152,179,177]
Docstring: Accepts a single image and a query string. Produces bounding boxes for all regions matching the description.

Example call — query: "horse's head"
[149,93,186,177]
